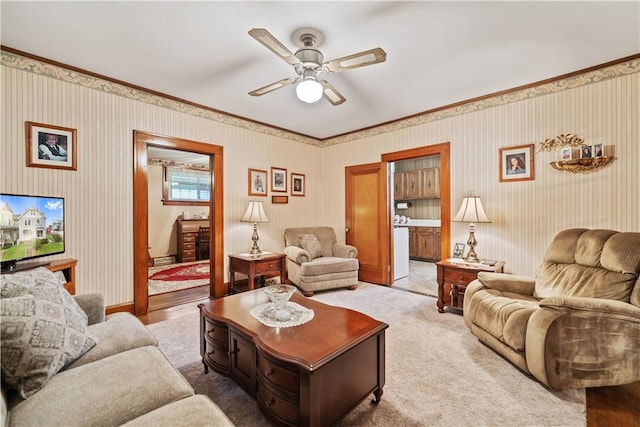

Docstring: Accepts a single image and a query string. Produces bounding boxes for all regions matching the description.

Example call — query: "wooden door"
[345,162,390,285]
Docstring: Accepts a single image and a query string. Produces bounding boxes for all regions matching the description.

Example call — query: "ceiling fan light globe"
[296,79,323,103]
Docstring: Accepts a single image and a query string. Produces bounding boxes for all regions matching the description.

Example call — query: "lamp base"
[464,224,480,263]
[249,223,262,254]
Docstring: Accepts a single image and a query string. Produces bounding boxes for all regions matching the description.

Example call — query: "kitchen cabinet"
[408,226,440,261]
[394,168,439,200]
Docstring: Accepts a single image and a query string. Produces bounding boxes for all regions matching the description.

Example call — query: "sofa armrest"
[284,246,311,264]
[476,272,536,295]
[73,293,106,325]
[539,296,640,321]
[332,243,358,258]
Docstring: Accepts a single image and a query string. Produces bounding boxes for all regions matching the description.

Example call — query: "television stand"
[2,258,77,295]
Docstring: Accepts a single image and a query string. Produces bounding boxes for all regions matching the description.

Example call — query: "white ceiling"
[2,1,639,140]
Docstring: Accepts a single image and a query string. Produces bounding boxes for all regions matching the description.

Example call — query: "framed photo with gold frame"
[271,167,287,193]
[248,168,267,196]
[291,173,305,196]
[26,121,77,170]
[499,144,534,182]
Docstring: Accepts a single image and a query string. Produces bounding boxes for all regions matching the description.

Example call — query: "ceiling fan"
[248,27,387,105]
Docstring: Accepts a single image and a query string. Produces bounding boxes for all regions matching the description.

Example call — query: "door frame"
[133,131,224,316]
[382,142,451,268]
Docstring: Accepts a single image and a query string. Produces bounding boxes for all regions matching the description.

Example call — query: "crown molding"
[2,48,639,148]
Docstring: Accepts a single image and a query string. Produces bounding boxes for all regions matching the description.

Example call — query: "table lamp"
[453,194,491,263]
[241,201,269,254]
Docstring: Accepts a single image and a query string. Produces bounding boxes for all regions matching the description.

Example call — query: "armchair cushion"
[299,233,323,259]
[299,257,359,277]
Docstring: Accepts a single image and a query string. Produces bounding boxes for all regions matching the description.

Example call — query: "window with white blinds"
[163,167,210,204]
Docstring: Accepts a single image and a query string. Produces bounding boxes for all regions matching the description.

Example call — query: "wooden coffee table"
[199,290,388,427]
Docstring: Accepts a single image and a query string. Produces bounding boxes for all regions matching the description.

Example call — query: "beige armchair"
[283,227,359,296]
[464,228,640,390]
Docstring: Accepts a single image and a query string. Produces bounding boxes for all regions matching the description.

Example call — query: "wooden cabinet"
[408,227,440,261]
[47,258,77,295]
[176,219,209,263]
[394,168,440,200]
[230,329,256,395]
[421,167,440,198]
[436,260,505,313]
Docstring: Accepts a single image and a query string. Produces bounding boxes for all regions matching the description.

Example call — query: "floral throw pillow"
[0,273,98,398]
[299,233,323,259]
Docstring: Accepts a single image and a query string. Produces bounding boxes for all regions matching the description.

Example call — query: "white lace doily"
[250,301,314,328]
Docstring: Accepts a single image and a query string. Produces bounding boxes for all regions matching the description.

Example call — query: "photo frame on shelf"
[453,243,465,258]
[580,145,593,159]
[291,173,305,196]
[593,144,604,158]
[248,168,267,196]
[499,144,534,182]
[271,167,287,193]
[26,121,77,170]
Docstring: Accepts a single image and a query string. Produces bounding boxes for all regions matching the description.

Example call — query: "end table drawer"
[255,261,282,274]
[443,269,477,285]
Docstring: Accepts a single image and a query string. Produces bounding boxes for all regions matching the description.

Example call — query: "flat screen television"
[0,193,65,273]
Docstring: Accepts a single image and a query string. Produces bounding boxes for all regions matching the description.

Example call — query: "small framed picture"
[26,121,77,170]
[248,168,267,196]
[561,147,574,160]
[453,243,465,259]
[499,144,534,183]
[592,144,604,158]
[291,173,305,196]
[580,145,592,159]
[271,167,287,193]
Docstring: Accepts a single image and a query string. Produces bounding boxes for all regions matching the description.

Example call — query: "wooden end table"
[228,252,287,294]
[436,259,505,313]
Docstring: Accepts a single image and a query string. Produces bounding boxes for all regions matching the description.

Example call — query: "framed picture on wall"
[271,167,287,193]
[499,144,534,182]
[25,121,77,170]
[248,168,267,196]
[291,173,305,196]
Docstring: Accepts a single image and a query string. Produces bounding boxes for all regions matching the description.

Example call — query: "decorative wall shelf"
[549,156,614,173]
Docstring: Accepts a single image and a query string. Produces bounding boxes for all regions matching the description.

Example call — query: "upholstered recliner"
[464,228,640,390]
[283,227,359,296]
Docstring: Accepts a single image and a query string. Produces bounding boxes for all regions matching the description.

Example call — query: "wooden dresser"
[176,219,209,263]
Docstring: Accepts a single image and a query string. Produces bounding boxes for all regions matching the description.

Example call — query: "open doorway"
[133,131,224,316]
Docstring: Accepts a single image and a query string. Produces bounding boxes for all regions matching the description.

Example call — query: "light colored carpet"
[147,283,585,426]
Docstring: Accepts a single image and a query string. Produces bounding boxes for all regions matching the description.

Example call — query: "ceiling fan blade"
[324,48,387,73]
[249,78,297,97]
[248,28,300,66]
[320,80,346,106]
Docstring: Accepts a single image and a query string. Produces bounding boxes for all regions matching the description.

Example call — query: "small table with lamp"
[228,252,288,294]
[436,259,505,313]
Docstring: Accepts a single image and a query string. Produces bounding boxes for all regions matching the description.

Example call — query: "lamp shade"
[296,78,323,103]
[241,201,269,223]
[453,195,491,223]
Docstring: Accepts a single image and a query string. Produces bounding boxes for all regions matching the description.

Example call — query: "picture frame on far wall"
[271,167,287,193]
[25,121,77,171]
[291,173,305,196]
[248,168,267,196]
[499,143,534,183]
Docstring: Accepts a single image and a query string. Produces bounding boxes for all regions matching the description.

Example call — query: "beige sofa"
[1,268,233,426]
[283,227,359,296]
[464,228,640,390]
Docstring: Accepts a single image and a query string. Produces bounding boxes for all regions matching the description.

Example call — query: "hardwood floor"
[138,299,640,426]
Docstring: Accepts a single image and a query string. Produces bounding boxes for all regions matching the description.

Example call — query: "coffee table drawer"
[257,352,298,395]
[204,318,228,348]
[257,382,299,426]
[443,269,477,285]
[204,341,229,373]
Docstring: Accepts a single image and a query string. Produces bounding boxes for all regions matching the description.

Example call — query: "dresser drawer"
[257,352,298,395]
[204,319,228,347]
[254,260,282,274]
[443,269,477,285]
[183,233,197,243]
[257,382,299,426]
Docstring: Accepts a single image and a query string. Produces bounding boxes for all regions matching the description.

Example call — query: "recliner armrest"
[476,272,535,295]
[332,243,358,258]
[73,293,106,325]
[284,246,312,264]
[539,296,640,321]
